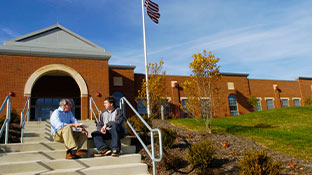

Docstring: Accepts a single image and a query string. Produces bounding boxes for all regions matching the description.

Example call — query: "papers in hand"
[79,123,88,128]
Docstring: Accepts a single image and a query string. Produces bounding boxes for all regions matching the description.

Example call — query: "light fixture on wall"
[171,81,179,88]
[96,92,102,97]
[8,91,15,97]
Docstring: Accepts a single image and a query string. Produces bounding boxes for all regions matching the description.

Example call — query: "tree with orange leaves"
[182,50,221,133]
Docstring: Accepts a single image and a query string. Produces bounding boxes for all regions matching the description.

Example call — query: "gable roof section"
[0,24,111,60]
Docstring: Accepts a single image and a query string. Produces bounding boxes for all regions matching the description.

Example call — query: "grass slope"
[170,106,312,161]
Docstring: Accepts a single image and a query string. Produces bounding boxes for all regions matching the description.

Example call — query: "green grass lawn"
[170,106,312,161]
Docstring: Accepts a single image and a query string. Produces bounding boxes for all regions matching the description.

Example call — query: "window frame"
[265,97,275,110]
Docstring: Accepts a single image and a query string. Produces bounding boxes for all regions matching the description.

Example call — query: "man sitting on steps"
[50,99,88,159]
[92,96,126,157]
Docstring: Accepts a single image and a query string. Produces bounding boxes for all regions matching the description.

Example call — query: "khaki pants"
[53,125,88,151]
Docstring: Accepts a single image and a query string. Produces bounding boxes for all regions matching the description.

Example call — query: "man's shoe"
[76,150,88,158]
[94,148,112,157]
[65,150,78,159]
[111,149,120,157]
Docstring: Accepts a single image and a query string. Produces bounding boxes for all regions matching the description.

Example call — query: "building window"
[200,98,210,117]
[137,98,147,114]
[112,91,124,107]
[293,99,301,107]
[35,98,74,121]
[181,98,188,118]
[256,98,262,111]
[228,94,238,116]
[159,98,170,116]
[227,82,234,90]
[281,98,289,107]
[266,98,274,110]
[113,77,123,86]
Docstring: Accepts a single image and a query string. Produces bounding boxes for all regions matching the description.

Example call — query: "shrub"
[0,108,20,128]
[125,114,152,136]
[239,149,284,175]
[159,152,187,172]
[161,128,177,148]
[304,97,312,106]
[248,95,258,111]
[185,140,216,171]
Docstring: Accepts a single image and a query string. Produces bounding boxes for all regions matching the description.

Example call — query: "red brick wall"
[2,53,312,120]
[0,54,109,120]
[134,74,252,117]
[298,79,312,105]
[249,79,301,109]
[109,68,136,114]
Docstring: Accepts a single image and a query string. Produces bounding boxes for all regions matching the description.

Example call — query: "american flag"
[144,0,160,24]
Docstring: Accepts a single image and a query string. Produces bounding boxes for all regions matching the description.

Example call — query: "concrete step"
[0,142,65,153]
[23,136,54,143]
[8,163,148,175]
[23,128,51,133]
[23,132,51,137]
[0,146,136,163]
[0,139,135,153]
[18,137,131,146]
[0,154,142,174]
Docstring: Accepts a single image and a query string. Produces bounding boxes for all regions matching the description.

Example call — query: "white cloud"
[0,27,19,38]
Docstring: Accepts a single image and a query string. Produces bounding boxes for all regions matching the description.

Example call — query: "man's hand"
[81,129,88,137]
[70,123,82,128]
[100,125,107,134]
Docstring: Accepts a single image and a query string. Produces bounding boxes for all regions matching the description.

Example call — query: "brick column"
[81,96,89,120]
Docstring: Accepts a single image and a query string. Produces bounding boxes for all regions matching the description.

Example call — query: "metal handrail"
[120,97,163,175]
[0,96,11,144]
[20,97,30,143]
[89,97,100,123]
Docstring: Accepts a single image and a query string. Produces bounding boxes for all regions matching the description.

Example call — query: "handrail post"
[5,97,11,144]
[20,97,30,143]
[21,109,24,143]
[119,97,162,175]
[89,98,92,121]
[89,97,100,123]
[151,131,156,175]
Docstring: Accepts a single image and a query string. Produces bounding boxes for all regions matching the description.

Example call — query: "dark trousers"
[91,123,125,151]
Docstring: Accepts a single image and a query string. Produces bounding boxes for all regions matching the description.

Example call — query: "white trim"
[24,64,88,97]
[280,97,290,100]
[180,97,188,101]
[227,82,234,90]
[166,97,172,102]
[264,97,275,100]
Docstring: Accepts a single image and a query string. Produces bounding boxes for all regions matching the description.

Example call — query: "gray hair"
[59,99,72,107]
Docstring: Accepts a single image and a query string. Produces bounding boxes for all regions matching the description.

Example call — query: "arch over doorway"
[24,64,88,97]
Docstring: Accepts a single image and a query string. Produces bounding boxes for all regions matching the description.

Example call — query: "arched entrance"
[24,64,88,121]
[31,75,81,120]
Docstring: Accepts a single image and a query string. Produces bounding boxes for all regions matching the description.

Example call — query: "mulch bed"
[138,119,312,175]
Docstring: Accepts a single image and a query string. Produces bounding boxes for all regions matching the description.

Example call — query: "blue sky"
[1,0,312,80]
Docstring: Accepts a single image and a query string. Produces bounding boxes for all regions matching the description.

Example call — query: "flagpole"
[141,0,151,118]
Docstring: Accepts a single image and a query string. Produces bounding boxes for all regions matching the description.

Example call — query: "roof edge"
[5,24,103,49]
[109,65,136,70]
[0,46,111,60]
[298,77,312,80]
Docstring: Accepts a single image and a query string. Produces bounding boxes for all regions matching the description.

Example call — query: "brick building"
[0,24,311,120]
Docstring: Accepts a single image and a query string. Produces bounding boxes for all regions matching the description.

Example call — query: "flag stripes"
[144,0,160,24]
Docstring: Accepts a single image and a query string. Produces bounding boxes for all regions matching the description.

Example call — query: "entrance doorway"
[35,98,76,121]
[30,75,81,120]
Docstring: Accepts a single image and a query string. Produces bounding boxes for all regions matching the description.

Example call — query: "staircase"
[0,120,149,175]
